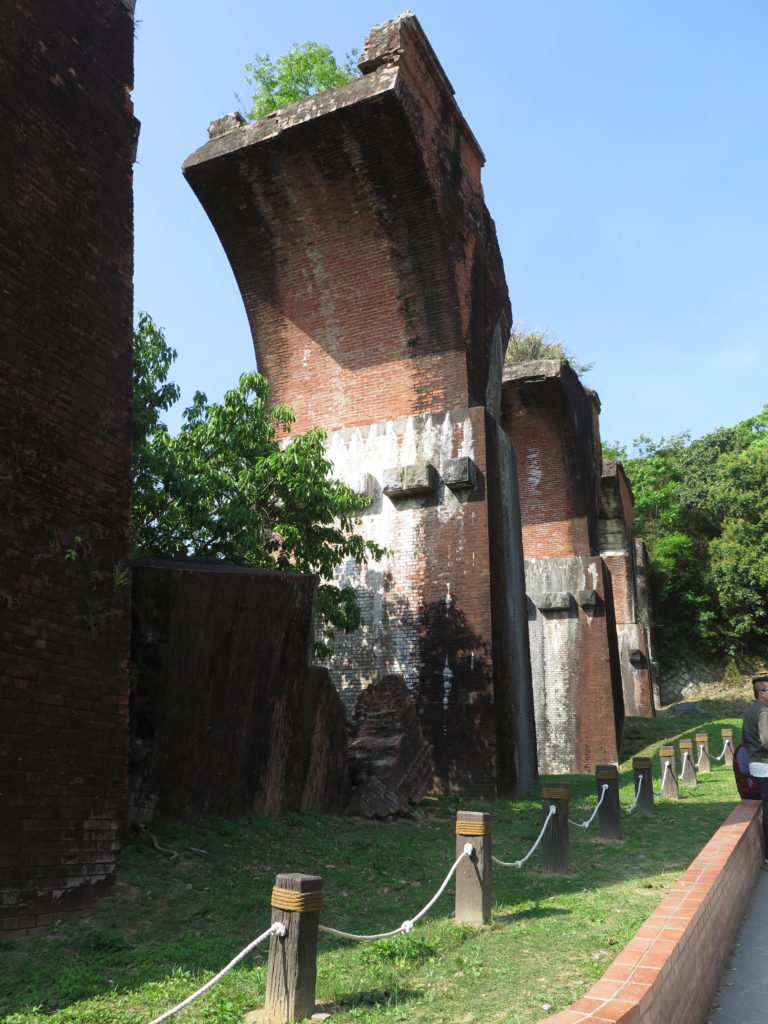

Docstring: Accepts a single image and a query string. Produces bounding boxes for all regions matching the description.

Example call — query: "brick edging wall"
[537,800,763,1024]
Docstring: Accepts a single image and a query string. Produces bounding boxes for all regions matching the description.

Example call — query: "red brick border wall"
[536,800,763,1024]
[0,0,135,933]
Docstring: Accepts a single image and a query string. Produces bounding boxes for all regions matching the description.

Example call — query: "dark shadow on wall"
[416,597,497,799]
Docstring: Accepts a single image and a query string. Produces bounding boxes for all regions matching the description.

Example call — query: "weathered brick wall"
[525,557,622,772]
[500,361,602,557]
[183,12,510,437]
[0,0,135,933]
[602,552,634,623]
[634,538,661,707]
[600,462,655,716]
[181,13,537,799]
[325,407,536,798]
[131,563,349,819]
[501,362,625,772]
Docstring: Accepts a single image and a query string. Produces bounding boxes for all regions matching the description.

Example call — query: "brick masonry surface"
[600,463,654,716]
[131,562,350,819]
[0,0,136,932]
[502,363,626,772]
[534,799,763,1024]
[325,406,536,799]
[182,13,537,799]
[525,557,622,773]
[183,13,511,439]
[500,361,603,560]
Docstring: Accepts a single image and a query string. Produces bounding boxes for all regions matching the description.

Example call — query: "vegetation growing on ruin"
[243,42,360,120]
[604,406,768,665]
[132,312,384,658]
[505,327,593,377]
[0,703,746,1024]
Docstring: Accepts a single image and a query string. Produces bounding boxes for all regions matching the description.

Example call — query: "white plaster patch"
[526,450,543,491]
[322,411,477,706]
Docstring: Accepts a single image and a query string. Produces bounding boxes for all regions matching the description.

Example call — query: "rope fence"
[625,769,643,814]
[711,728,735,766]
[493,804,556,867]
[147,922,285,1024]
[656,756,674,796]
[569,784,608,829]
[142,736,733,1024]
[318,843,473,940]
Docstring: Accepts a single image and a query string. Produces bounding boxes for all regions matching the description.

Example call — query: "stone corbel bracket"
[382,461,437,499]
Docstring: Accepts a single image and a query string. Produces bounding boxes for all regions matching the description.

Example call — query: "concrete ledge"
[536,800,763,1024]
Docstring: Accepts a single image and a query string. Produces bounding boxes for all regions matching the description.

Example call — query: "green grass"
[0,712,746,1024]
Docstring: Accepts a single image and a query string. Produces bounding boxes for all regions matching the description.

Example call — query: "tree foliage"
[608,407,768,660]
[505,327,593,377]
[244,42,359,121]
[132,314,384,658]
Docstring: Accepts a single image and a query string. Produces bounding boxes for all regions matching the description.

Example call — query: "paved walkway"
[708,867,768,1024]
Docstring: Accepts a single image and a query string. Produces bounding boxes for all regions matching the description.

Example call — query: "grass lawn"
[0,702,748,1024]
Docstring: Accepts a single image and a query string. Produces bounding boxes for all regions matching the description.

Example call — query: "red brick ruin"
[184,12,539,800]
[2,7,656,930]
[184,12,655,783]
[1,0,136,931]
[501,360,654,771]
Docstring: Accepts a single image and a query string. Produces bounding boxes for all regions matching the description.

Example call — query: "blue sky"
[133,1,767,450]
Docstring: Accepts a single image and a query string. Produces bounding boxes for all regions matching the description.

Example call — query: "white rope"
[493,804,557,868]
[147,922,286,1024]
[318,843,473,941]
[568,784,608,829]
[656,759,673,796]
[678,750,693,780]
[625,770,643,815]
[713,739,732,763]
[695,743,707,769]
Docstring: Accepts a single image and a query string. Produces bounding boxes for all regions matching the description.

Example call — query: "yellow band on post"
[455,820,491,836]
[271,887,323,913]
[541,785,570,800]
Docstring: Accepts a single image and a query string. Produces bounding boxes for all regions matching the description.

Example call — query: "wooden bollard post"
[632,757,655,814]
[696,732,712,773]
[722,728,735,766]
[658,746,679,800]
[595,765,622,839]
[455,811,492,924]
[541,784,570,874]
[265,873,322,1024]
[679,739,698,786]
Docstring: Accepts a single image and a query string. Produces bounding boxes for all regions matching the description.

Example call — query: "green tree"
[617,409,768,660]
[504,326,593,376]
[132,314,384,658]
[244,42,359,121]
[706,445,768,648]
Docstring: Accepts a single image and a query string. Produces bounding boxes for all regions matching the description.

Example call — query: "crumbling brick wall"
[324,407,535,798]
[0,0,135,932]
[600,461,655,716]
[131,563,350,819]
[183,13,509,437]
[501,361,624,772]
[183,13,537,799]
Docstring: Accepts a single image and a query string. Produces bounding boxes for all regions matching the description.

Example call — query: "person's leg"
[759,777,768,860]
